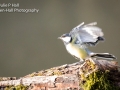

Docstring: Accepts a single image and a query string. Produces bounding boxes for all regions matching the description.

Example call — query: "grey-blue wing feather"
[70,22,104,46]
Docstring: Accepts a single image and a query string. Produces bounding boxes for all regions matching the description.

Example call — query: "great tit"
[58,22,116,61]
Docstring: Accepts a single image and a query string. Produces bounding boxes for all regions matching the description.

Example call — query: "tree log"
[0,59,120,90]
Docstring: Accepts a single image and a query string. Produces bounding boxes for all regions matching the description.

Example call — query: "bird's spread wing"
[70,22,104,46]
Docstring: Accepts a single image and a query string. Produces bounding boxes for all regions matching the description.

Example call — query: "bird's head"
[58,33,72,43]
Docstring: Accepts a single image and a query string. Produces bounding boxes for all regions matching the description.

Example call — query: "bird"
[58,22,116,61]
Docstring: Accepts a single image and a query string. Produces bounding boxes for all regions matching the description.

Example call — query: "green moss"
[82,60,96,74]
[5,85,28,90]
[81,70,119,90]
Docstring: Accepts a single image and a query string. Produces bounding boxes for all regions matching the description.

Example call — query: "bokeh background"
[0,0,120,77]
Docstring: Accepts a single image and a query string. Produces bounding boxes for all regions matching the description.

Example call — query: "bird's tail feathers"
[90,53,116,60]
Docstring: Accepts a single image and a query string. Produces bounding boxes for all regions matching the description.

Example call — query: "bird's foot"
[78,60,85,64]
[73,60,84,65]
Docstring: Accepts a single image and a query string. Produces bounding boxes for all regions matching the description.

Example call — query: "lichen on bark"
[4,85,28,90]
[81,70,120,90]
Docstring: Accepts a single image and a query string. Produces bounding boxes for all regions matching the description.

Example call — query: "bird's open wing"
[70,22,104,46]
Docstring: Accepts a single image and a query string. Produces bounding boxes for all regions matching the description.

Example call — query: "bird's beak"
[58,37,62,39]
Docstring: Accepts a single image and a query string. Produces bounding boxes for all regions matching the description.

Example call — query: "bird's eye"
[61,34,66,37]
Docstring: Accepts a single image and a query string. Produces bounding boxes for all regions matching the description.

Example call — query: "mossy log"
[0,59,120,90]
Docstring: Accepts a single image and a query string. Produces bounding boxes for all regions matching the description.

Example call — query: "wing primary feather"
[84,22,97,27]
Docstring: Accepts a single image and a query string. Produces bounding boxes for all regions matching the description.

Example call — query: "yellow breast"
[66,43,88,60]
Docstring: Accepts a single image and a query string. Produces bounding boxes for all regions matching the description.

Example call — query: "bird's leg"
[79,58,85,64]
[77,59,85,65]
[70,55,85,65]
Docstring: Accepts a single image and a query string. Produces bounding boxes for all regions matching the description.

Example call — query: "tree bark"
[0,59,120,90]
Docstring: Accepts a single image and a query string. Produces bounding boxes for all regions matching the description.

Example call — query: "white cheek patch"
[62,37,71,42]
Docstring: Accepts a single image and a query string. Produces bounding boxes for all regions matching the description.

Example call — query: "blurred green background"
[0,0,119,77]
